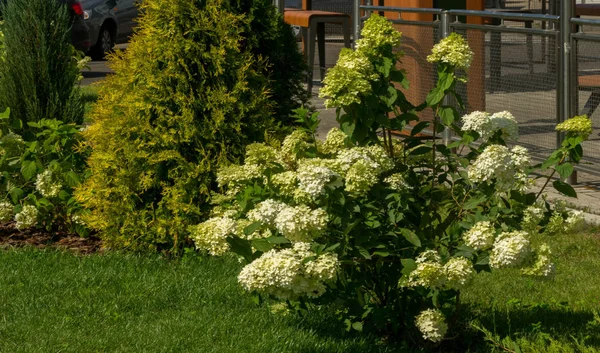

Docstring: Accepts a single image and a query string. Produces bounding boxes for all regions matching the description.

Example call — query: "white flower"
[489,231,531,269]
[189,216,237,256]
[297,163,339,199]
[35,170,62,198]
[217,163,263,190]
[247,199,287,227]
[564,210,585,232]
[384,173,411,191]
[461,111,492,139]
[238,243,339,300]
[444,257,475,290]
[320,128,347,155]
[271,171,298,197]
[415,309,448,343]
[0,202,13,222]
[461,111,519,143]
[14,205,38,230]
[245,143,282,166]
[274,205,328,242]
[490,111,519,143]
[522,203,545,230]
[409,250,446,289]
[468,144,530,191]
[463,221,496,250]
[522,244,555,278]
[427,32,473,70]
[345,159,379,195]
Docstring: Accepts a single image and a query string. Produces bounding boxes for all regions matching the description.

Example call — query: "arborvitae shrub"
[75,0,281,251]
[228,0,308,124]
[0,0,83,134]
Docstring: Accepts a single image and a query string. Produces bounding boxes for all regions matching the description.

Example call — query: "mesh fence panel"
[310,0,354,39]
[451,22,558,158]
[576,36,600,170]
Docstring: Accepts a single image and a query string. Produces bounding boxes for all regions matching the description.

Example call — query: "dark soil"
[0,222,102,254]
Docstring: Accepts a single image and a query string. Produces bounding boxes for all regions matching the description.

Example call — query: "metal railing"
[348,5,600,181]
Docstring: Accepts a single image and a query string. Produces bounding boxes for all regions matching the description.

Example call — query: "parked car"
[65,0,139,60]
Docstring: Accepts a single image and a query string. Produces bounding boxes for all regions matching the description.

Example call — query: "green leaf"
[454,245,475,259]
[351,322,363,332]
[463,195,487,210]
[325,243,340,252]
[0,107,10,119]
[555,163,574,180]
[58,190,70,201]
[267,236,290,244]
[410,121,430,136]
[401,258,417,276]
[244,222,262,236]
[426,86,444,107]
[438,70,455,91]
[356,246,371,260]
[20,160,37,181]
[65,171,82,187]
[552,180,577,198]
[438,106,457,126]
[409,146,432,156]
[251,238,273,252]
[476,252,489,265]
[226,237,253,262]
[400,229,421,247]
[9,187,24,204]
[570,144,583,163]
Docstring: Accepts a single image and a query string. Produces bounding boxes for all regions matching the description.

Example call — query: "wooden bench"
[283,2,351,93]
[579,75,600,117]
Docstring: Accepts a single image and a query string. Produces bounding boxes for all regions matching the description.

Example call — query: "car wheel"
[90,25,114,61]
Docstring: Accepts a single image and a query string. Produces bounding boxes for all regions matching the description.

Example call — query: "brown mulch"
[0,222,103,254]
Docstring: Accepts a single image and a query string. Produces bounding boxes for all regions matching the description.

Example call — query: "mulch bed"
[0,222,103,254]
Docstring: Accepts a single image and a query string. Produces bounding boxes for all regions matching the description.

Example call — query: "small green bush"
[227,0,309,124]
[0,0,83,135]
[75,0,283,251]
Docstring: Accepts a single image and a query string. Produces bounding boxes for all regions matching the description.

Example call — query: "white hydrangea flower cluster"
[427,32,474,71]
[522,203,546,231]
[14,205,38,230]
[408,251,475,290]
[238,242,340,300]
[274,204,328,242]
[71,213,86,226]
[489,231,531,269]
[217,163,263,191]
[279,130,313,167]
[467,144,530,190]
[247,199,286,227]
[415,309,448,343]
[319,48,379,108]
[297,162,339,199]
[271,171,298,196]
[384,173,411,191]
[521,244,555,278]
[337,145,394,195]
[565,210,586,232]
[555,115,593,139]
[35,170,62,198]
[461,111,519,143]
[463,221,496,250]
[190,216,237,256]
[0,201,13,222]
[320,128,347,155]
[355,13,403,56]
[245,143,282,166]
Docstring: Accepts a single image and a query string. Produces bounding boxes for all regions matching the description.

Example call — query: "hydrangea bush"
[190,15,589,342]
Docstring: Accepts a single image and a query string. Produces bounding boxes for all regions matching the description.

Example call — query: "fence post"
[353,0,361,48]
[559,0,578,184]
[440,11,452,146]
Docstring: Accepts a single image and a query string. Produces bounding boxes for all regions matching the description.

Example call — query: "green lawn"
[1,229,599,352]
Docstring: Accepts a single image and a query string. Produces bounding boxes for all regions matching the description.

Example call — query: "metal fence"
[345,5,600,181]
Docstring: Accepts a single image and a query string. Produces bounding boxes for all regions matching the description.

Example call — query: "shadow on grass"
[464,302,600,349]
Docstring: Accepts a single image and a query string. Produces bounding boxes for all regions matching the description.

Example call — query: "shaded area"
[0,223,102,254]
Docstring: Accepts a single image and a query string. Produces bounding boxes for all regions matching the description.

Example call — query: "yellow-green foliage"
[75,0,278,251]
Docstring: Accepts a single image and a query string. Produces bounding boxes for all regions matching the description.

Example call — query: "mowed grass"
[0,229,599,352]
[0,250,398,353]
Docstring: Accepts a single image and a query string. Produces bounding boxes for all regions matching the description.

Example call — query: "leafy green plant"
[75,0,288,251]
[188,15,589,344]
[0,0,84,136]
[0,109,89,235]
